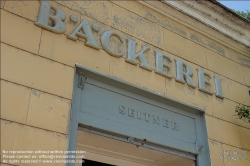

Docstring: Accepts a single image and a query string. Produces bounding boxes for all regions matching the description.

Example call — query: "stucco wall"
[1,0,250,166]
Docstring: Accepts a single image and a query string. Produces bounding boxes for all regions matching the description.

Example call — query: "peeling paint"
[190,33,225,56]
[32,90,40,98]
[145,10,187,38]
[112,5,163,49]
[238,57,250,68]
[3,0,39,22]
[55,0,112,26]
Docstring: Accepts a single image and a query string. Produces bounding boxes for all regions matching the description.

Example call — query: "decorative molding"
[178,0,250,39]
[162,0,250,47]
[138,0,250,58]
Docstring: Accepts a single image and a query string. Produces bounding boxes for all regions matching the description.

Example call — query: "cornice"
[162,0,250,47]
[138,0,250,58]
[209,0,250,25]
[183,0,250,29]
[178,0,250,42]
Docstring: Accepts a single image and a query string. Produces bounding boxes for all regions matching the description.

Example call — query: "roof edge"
[211,0,250,24]
[159,0,250,49]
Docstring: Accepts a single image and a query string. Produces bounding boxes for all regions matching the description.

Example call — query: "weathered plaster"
[161,0,250,53]
[139,0,250,59]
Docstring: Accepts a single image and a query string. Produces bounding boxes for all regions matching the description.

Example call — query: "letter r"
[35,0,66,34]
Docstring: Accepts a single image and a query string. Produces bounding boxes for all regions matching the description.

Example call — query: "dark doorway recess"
[82,159,116,166]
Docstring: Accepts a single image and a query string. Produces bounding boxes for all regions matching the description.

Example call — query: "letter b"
[35,1,66,33]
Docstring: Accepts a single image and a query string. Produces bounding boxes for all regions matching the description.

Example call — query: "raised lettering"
[144,113,150,122]
[163,119,169,128]
[153,116,160,125]
[214,76,224,99]
[137,110,141,120]
[68,20,99,49]
[119,105,126,115]
[128,108,135,118]
[101,30,124,57]
[241,150,247,160]
[175,59,196,88]
[35,1,66,34]
[171,121,179,131]
[197,69,213,95]
[155,51,173,78]
[126,39,151,71]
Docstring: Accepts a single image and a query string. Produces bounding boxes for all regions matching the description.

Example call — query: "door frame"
[66,64,211,166]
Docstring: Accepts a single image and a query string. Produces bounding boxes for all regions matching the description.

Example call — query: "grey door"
[67,64,211,166]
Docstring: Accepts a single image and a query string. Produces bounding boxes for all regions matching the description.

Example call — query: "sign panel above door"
[67,64,211,166]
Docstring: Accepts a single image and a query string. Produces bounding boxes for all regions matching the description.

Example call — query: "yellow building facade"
[1,0,250,166]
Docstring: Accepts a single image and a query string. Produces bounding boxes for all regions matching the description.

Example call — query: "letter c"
[101,30,124,57]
